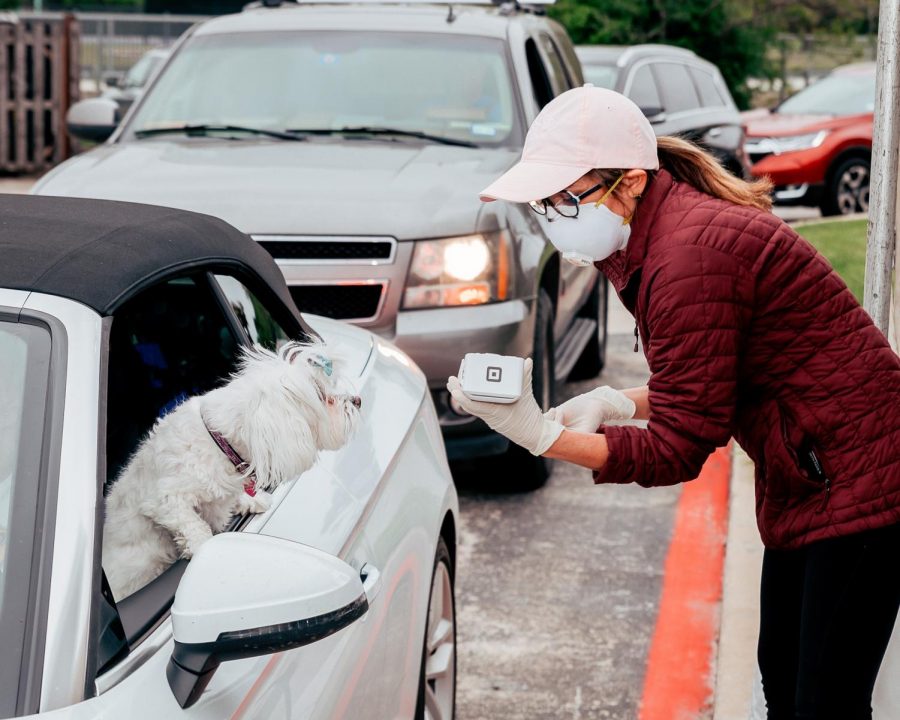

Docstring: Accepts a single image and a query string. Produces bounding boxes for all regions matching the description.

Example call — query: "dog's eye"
[306,353,333,377]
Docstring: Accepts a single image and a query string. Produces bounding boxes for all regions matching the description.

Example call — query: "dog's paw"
[178,530,213,559]
[236,490,273,515]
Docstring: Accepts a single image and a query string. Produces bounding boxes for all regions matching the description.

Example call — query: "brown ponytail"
[656,135,773,211]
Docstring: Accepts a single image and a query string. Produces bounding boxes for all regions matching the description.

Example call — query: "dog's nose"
[351,395,362,409]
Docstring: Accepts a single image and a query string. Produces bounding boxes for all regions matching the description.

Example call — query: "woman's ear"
[622,169,648,198]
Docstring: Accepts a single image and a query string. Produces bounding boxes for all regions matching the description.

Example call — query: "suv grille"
[253,236,395,263]
[290,283,385,321]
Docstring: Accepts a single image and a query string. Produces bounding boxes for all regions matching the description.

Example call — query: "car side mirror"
[66,97,120,143]
[166,533,368,709]
[640,106,667,124]
[102,71,122,89]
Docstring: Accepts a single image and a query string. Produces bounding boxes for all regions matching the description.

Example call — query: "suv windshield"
[126,31,520,147]
[778,71,876,116]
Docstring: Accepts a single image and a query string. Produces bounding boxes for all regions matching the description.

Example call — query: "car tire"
[415,536,456,720]
[820,155,870,216]
[502,289,556,490]
[567,274,608,381]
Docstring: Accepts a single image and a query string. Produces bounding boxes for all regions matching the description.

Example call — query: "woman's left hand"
[446,358,564,456]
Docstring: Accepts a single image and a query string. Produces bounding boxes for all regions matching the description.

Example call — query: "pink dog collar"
[202,417,257,497]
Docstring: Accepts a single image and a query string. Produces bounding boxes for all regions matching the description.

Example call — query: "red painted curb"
[638,445,731,720]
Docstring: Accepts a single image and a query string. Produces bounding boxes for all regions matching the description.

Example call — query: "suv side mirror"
[66,97,120,143]
[640,106,667,124]
[166,533,368,709]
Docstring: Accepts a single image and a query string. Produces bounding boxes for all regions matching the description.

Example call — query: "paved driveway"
[452,289,682,719]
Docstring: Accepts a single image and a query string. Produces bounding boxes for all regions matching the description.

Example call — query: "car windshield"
[126,31,520,147]
[124,52,164,89]
[581,63,618,90]
[0,320,51,709]
[778,71,876,116]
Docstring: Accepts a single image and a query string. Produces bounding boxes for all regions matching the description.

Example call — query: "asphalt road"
[452,289,681,720]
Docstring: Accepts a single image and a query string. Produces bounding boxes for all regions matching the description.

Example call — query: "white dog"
[102,341,361,600]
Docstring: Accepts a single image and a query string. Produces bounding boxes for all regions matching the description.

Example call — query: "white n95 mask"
[542,202,631,267]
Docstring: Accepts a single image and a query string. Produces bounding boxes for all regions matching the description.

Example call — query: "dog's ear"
[281,342,306,365]
[239,384,320,490]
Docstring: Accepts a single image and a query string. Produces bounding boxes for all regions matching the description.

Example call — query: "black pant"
[758,522,900,720]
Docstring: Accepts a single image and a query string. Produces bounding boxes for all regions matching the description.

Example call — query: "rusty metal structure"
[0,13,79,174]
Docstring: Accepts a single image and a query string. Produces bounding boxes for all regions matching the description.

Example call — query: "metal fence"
[77,12,208,96]
[0,12,79,173]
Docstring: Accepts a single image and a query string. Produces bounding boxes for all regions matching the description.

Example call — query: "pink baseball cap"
[480,85,659,203]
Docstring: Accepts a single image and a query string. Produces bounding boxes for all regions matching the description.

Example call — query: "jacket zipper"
[807,448,832,512]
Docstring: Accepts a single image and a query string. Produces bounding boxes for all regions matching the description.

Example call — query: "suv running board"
[554,317,596,382]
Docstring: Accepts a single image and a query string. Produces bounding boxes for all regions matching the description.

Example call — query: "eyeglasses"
[528,174,624,220]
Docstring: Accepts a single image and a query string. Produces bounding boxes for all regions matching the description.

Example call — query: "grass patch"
[794,219,867,302]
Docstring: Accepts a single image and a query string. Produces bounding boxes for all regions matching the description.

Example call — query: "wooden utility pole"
[865,0,899,341]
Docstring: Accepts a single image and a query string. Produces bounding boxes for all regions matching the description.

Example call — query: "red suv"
[743,62,874,216]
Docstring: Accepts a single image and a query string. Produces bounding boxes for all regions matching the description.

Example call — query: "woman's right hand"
[545,386,636,433]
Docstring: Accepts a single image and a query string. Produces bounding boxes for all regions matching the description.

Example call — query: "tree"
[549,0,772,109]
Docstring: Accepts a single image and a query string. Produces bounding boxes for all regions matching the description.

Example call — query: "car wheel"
[567,274,608,381]
[415,537,456,720]
[821,156,870,216]
[502,289,555,490]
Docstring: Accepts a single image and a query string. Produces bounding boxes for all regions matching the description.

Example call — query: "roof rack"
[244,0,555,12]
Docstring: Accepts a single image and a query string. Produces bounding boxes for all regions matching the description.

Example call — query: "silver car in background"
[36,0,609,489]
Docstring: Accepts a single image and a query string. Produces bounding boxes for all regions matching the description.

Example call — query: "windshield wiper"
[287,126,478,148]
[134,124,306,141]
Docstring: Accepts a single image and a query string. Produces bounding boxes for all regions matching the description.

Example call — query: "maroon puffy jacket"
[594,169,900,549]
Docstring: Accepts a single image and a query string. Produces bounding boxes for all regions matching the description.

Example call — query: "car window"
[0,321,51,717]
[96,275,245,674]
[105,275,242,485]
[582,63,619,90]
[538,33,571,94]
[690,66,727,108]
[778,71,876,116]
[626,64,662,112]
[124,52,163,90]
[214,274,292,352]
[525,38,554,110]
[126,31,521,147]
[653,62,701,114]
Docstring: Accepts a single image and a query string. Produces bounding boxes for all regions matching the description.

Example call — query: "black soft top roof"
[0,194,305,323]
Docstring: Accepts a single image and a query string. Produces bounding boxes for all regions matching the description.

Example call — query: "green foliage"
[548,0,877,109]
[549,0,772,109]
[795,219,867,302]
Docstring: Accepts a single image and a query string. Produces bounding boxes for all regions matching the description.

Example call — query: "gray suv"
[35,0,607,488]
[576,44,751,178]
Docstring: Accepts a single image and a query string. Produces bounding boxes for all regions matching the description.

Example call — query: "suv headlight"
[764,130,830,155]
[403,231,512,309]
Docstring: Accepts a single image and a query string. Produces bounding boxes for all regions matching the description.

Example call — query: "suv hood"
[743,111,869,138]
[33,139,520,239]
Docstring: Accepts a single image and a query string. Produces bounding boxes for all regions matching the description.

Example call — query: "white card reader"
[458,353,525,404]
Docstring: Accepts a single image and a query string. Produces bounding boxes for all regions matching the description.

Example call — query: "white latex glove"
[544,386,636,433]
[446,358,564,456]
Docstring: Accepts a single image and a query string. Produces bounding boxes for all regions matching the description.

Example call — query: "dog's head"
[279,341,362,452]
[213,340,362,489]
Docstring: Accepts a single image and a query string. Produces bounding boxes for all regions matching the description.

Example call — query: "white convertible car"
[0,195,458,720]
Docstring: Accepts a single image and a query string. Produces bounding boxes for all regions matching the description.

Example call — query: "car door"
[210,273,448,719]
[85,271,387,720]
[649,61,705,140]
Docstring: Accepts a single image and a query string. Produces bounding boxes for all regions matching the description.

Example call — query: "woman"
[447,86,900,719]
